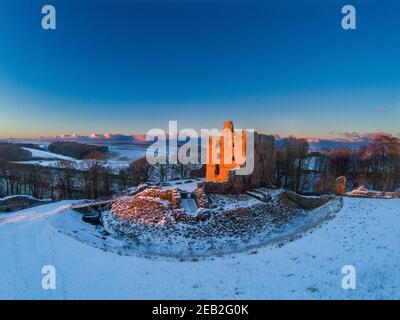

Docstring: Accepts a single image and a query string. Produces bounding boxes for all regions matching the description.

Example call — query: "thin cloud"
[375,108,389,114]
[338,132,391,142]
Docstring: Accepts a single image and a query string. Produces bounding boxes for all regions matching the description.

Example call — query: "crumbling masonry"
[200,121,276,194]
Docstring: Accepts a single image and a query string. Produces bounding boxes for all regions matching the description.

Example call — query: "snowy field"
[17,159,131,173]
[0,197,399,299]
[22,148,75,160]
[15,144,147,174]
[107,144,147,162]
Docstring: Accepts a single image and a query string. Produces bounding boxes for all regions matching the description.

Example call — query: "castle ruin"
[201,121,276,194]
[206,120,246,182]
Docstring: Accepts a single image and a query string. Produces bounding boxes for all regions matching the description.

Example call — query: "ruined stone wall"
[203,132,276,194]
[195,182,209,208]
[206,121,246,182]
[157,188,181,207]
[137,187,181,207]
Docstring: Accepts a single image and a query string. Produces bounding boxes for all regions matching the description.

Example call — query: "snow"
[0,197,399,299]
[107,145,147,162]
[161,179,200,193]
[15,144,147,173]
[22,148,75,160]
[0,201,77,225]
[209,193,263,211]
[181,198,198,214]
[0,195,50,202]
[17,159,130,174]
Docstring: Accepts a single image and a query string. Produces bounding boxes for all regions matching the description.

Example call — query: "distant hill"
[48,141,109,160]
[308,139,370,151]
[276,138,370,151]
[45,133,149,145]
[0,143,32,161]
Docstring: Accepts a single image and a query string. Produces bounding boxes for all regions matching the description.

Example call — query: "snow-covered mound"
[0,197,399,299]
[103,192,342,257]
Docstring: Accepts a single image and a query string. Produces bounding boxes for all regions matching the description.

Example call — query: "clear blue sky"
[0,0,399,138]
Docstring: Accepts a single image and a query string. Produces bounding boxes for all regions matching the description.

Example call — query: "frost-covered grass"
[0,197,399,299]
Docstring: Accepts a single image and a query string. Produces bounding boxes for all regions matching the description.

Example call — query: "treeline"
[315,134,400,193]
[274,134,400,193]
[1,134,399,200]
[275,137,309,192]
[0,159,150,200]
[48,141,109,160]
[0,143,32,161]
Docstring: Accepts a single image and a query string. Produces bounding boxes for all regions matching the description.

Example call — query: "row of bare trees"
[0,161,53,199]
[316,135,400,192]
[276,137,309,192]
[264,133,400,193]
[139,133,400,194]
[1,134,398,200]
[0,159,150,200]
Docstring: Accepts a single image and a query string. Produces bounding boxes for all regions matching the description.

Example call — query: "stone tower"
[206,121,246,182]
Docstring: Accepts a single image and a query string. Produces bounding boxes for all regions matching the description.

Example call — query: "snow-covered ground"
[107,145,147,162]
[22,148,75,160]
[160,179,201,192]
[0,197,399,299]
[18,159,131,174]
[16,145,147,174]
[0,195,50,202]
